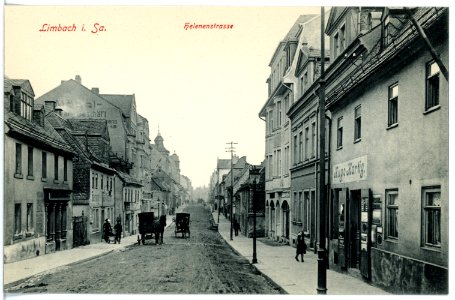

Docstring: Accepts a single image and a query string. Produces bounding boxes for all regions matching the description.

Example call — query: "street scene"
[4,204,282,294]
[3,4,450,297]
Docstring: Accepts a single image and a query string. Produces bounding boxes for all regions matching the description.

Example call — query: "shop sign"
[332,155,367,184]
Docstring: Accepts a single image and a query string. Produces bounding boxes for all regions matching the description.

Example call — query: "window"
[298,192,303,222]
[354,105,361,141]
[277,101,282,127]
[293,192,297,221]
[300,76,305,95]
[422,186,441,247]
[15,203,21,235]
[337,117,343,149]
[386,189,399,239]
[42,152,47,179]
[27,147,33,177]
[388,84,399,126]
[96,174,99,189]
[383,15,390,46]
[26,203,33,233]
[293,135,298,165]
[63,158,68,182]
[277,149,282,177]
[284,94,289,117]
[101,175,104,190]
[92,172,95,189]
[305,127,309,160]
[298,132,303,162]
[20,92,33,121]
[303,192,310,232]
[304,71,308,92]
[311,122,316,158]
[339,24,346,52]
[334,33,339,58]
[54,154,59,181]
[426,61,440,110]
[15,143,22,176]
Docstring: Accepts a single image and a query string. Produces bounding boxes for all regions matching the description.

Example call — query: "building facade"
[323,7,448,294]
[4,79,75,262]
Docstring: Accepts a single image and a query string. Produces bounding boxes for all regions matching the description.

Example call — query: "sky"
[3,4,323,188]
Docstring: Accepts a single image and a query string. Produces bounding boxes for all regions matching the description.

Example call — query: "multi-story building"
[259,15,321,244]
[4,79,75,262]
[285,13,330,251]
[322,7,448,293]
[46,110,116,245]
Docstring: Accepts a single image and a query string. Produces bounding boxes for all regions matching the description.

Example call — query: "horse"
[151,215,167,244]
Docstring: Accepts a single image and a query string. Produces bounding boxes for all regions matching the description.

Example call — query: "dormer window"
[339,24,346,52]
[383,15,391,46]
[334,33,339,58]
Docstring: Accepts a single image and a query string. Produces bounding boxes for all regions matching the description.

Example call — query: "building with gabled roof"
[4,78,76,262]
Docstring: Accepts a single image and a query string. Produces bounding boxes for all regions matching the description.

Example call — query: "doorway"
[348,190,361,269]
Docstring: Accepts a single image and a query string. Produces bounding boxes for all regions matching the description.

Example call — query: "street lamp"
[252,178,258,264]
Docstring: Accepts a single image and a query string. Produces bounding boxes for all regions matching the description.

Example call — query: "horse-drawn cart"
[174,213,190,238]
[138,212,166,245]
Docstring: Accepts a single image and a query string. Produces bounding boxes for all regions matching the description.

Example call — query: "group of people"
[103,219,123,244]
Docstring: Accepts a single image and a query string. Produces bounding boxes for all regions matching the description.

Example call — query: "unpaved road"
[4,204,283,294]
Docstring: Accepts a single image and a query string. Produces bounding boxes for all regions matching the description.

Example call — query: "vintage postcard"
[2,1,452,298]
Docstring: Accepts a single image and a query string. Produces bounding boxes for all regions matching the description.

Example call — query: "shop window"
[42,152,47,179]
[14,203,22,235]
[337,117,343,149]
[354,105,362,141]
[303,192,310,232]
[422,186,441,247]
[426,61,440,110]
[388,83,399,127]
[293,192,297,222]
[386,189,399,239]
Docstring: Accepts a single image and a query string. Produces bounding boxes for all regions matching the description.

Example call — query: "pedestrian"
[295,231,307,262]
[233,219,240,236]
[103,219,112,243]
[114,220,123,244]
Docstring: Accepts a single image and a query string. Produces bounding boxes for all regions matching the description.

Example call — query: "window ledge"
[14,173,23,179]
[13,233,23,240]
[27,175,35,180]
[354,138,361,144]
[336,146,343,151]
[423,105,441,115]
[41,178,47,182]
[387,123,399,130]
[421,245,441,252]
[54,180,60,184]
[385,237,399,243]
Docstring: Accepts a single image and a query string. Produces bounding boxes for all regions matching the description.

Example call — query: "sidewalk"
[3,205,187,288]
[212,211,390,295]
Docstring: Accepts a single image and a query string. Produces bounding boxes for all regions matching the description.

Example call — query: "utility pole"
[317,6,328,295]
[226,141,237,241]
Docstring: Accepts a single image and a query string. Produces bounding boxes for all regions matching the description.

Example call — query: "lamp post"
[317,6,328,294]
[252,178,258,264]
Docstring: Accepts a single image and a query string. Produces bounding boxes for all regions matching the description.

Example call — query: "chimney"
[32,106,45,127]
[55,107,63,117]
[44,100,56,113]
[75,75,82,84]
[91,87,99,94]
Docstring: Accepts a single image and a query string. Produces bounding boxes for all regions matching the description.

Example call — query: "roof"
[269,15,319,66]
[101,94,134,117]
[326,7,447,108]
[117,171,143,186]
[4,78,35,96]
[5,112,74,156]
[67,119,108,135]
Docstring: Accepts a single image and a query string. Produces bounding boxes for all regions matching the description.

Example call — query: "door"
[282,201,290,239]
[72,216,88,247]
[338,188,348,268]
[349,190,361,269]
[360,189,372,279]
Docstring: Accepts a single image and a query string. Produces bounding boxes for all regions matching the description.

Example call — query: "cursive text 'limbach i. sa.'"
[39,23,107,33]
